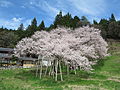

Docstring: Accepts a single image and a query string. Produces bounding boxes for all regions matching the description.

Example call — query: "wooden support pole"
[39,57,43,79]
[55,59,58,81]
[74,65,76,75]
[59,60,63,81]
[36,61,39,77]
[67,64,69,75]
[49,61,52,76]
[45,60,49,76]
[52,61,55,78]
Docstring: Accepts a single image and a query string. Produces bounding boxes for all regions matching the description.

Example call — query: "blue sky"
[0,0,120,29]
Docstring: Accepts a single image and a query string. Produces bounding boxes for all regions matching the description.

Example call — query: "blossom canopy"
[14,26,108,70]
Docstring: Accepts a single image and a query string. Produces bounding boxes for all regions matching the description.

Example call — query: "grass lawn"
[0,42,120,90]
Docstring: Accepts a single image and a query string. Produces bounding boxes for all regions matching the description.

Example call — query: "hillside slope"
[0,40,120,90]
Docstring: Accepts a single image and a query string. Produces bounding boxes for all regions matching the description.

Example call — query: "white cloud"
[21,5,26,8]
[0,18,31,29]
[27,0,60,17]
[0,19,19,29]
[12,17,23,22]
[0,0,13,7]
[0,0,108,29]
[68,0,106,16]
[26,0,106,21]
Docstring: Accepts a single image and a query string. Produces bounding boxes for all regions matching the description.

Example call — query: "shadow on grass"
[92,56,111,71]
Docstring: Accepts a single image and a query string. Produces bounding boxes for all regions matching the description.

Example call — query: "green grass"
[0,41,120,90]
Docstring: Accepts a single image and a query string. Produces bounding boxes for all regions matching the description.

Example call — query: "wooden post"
[49,61,52,76]
[39,57,43,79]
[52,61,55,78]
[36,61,39,77]
[67,64,69,75]
[55,59,58,81]
[74,65,76,75]
[59,60,63,81]
[45,60,49,76]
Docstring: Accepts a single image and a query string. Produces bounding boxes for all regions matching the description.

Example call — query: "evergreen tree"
[26,25,31,30]
[93,20,98,25]
[17,23,24,30]
[81,16,90,26]
[108,21,120,39]
[72,16,82,29]
[47,24,56,31]
[99,19,109,39]
[109,13,116,22]
[31,17,37,31]
[37,20,45,31]
[62,13,73,27]
[99,19,109,25]
[0,26,4,32]
[27,17,37,31]
[16,23,25,40]
[54,11,63,27]
[32,17,37,27]
[26,18,38,37]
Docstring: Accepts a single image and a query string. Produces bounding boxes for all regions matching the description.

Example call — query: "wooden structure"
[0,48,13,67]
[0,48,38,68]
[18,57,37,68]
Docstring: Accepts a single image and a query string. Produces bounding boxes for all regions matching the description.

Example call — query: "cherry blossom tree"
[14,26,109,81]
